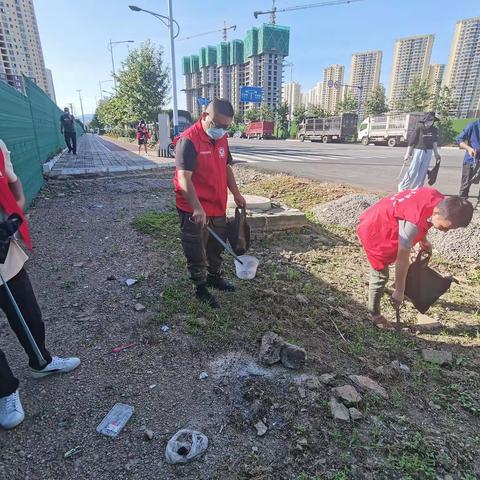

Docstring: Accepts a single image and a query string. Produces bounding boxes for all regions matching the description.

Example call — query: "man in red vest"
[357,188,473,325]
[174,99,246,308]
[0,139,80,430]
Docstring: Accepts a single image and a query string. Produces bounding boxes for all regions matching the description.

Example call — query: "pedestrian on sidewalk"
[136,120,150,155]
[357,188,473,326]
[60,107,77,155]
[456,118,480,210]
[0,139,80,430]
[174,98,246,309]
[398,112,441,191]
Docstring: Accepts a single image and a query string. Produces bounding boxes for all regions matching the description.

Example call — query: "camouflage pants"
[178,210,227,285]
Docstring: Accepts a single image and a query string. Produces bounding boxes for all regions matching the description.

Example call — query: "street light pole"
[76,89,86,126]
[168,0,179,134]
[128,5,180,136]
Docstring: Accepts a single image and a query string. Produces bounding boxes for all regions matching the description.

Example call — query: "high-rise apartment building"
[302,81,322,109]
[320,64,345,114]
[283,81,301,118]
[388,34,434,111]
[45,67,56,103]
[427,64,445,100]
[182,24,290,118]
[349,50,382,119]
[0,0,49,94]
[444,16,480,118]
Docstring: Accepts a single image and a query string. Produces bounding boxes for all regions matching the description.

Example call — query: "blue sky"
[34,0,479,116]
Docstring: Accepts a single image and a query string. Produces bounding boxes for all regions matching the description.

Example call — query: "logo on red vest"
[218,147,226,159]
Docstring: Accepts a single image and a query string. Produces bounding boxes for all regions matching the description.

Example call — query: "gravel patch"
[312,193,381,228]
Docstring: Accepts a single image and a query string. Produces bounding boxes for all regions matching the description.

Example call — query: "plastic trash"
[96,403,134,438]
[234,255,259,280]
[165,429,209,464]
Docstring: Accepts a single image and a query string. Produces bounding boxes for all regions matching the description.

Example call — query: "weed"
[134,211,180,248]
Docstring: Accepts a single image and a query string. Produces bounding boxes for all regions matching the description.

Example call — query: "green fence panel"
[0,77,84,207]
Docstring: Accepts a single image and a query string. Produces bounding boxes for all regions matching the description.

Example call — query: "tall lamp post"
[76,89,86,126]
[99,79,114,100]
[129,3,180,135]
[108,39,135,91]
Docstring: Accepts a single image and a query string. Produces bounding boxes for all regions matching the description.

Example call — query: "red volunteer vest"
[0,149,32,250]
[357,188,444,270]
[174,121,229,217]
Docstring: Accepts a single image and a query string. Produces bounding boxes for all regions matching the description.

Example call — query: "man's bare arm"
[177,170,206,224]
[9,178,25,211]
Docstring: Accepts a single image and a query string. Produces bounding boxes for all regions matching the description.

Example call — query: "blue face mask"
[206,127,226,140]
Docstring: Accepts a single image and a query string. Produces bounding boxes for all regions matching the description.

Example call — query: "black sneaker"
[195,284,220,309]
[206,275,235,292]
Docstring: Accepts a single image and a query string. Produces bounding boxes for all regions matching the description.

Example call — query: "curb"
[43,148,67,174]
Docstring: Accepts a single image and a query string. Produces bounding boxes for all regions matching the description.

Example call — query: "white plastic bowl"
[234,255,259,280]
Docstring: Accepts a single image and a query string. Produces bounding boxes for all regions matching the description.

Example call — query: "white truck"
[358,112,425,147]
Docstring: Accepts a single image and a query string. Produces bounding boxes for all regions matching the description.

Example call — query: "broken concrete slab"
[329,397,350,422]
[259,332,285,366]
[280,344,306,370]
[348,375,389,400]
[422,349,453,366]
[415,313,442,332]
[331,385,362,405]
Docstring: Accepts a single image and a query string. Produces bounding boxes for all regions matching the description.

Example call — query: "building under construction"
[182,23,290,118]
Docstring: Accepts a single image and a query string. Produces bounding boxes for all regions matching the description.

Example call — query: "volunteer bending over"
[357,188,473,325]
[174,99,246,309]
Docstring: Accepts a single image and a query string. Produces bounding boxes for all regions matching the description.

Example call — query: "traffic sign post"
[240,86,262,103]
[197,96,210,106]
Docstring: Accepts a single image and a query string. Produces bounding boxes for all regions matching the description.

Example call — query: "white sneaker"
[31,356,81,379]
[0,390,25,429]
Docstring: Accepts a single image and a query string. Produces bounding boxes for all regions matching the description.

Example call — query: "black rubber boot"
[206,275,235,292]
[195,284,220,309]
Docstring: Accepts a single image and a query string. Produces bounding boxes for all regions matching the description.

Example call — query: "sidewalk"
[48,133,174,177]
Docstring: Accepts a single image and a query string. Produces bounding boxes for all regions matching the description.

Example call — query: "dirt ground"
[0,165,478,480]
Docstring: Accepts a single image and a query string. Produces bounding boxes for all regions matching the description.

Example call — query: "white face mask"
[206,127,226,140]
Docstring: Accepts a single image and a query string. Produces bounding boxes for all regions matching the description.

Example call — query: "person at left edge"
[0,139,80,430]
[174,98,246,309]
[60,107,77,155]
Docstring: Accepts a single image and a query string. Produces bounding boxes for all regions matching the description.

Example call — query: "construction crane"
[179,22,237,42]
[254,0,364,25]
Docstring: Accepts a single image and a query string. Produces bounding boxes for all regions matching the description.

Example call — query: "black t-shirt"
[175,137,233,171]
[60,113,75,133]
[408,125,438,150]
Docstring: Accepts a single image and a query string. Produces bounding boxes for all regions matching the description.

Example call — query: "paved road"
[229,139,471,196]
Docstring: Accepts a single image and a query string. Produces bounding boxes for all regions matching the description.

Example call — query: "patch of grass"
[134,211,180,248]
[158,280,233,343]
[242,174,359,212]
[388,432,439,480]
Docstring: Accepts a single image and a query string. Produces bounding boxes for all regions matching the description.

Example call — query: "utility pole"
[76,89,85,126]
[68,103,75,116]
[109,39,116,91]
[168,0,179,135]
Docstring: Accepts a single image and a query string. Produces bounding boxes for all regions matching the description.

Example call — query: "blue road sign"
[327,79,334,88]
[240,86,262,103]
[197,96,210,106]
[334,81,340,89]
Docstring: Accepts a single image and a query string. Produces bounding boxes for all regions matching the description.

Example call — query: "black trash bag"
[427,158,441,186]
[227,207,250,256]
[0,213,23,264]
[404,251,456,314]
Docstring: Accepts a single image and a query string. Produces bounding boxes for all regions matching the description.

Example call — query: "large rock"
[349,407,363,421]
[259,332,285,365]
[329,397,350,422]
[348,375,389,400]
[280,343,306,370]
[422,349,453,366]
[331,385,362,405]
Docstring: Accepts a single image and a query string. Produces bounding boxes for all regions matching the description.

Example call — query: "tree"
[337,92,358,114]
[364,86,388,116]
[307,105,329,118]
[398,77,431,113]
[432,86,458,145]
[244,107,261,122]
[292,105,306,125]
[115,40,170,124]
[259,104,274,121]
[275,102,289,138]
